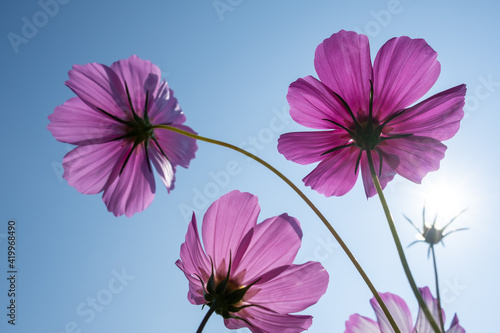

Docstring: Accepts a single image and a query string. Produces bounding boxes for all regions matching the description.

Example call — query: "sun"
[418,174,470,226]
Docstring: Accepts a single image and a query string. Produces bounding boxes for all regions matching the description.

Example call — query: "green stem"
[196,306,215,333]
[365,150,442,333]
[155,124,401,333]
[431,245,445,332]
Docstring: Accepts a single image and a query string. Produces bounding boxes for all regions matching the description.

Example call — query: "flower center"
[197,256,258,326]
[127,114,154,144]
[350,119,382,151]
[94,81,170,174]
[423,226,444,245]
[204,277,249,318]
[320,80,412,175]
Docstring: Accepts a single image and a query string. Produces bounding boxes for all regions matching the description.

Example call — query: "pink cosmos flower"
[176,190,329,332]
[48,55,197,217]
[278,30,466,197]
[345,286,465,332]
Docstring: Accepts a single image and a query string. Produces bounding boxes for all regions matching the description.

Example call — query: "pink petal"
[66,62,129,119]
[152,124,198,168]
[287,76,352,129]
[201,191,260,270]
[62,140,129,195]
[176,213,211,305]
[175,259,206,305]
[373,36,440,118]
[388,85,466,141]
[110,55,162,117]
[370,292,414,333]
[344,314,381,333]
[225,307,313,333]
[48,97,128,145]
[360,150,398,198]
[247,261,328,313]
[148,145,175,191]
[278,130,351,165]
[178,214,210,279]
[446,314,465,333]
[233,214,302,284]
[303,146,360,196]
[378,136,446,184]
[415,287,445,333]
[314,30,372,115]
[102,143,155,217]
[149,81,186,125]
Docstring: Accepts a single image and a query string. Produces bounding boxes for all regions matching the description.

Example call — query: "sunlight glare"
[419,175,469,227]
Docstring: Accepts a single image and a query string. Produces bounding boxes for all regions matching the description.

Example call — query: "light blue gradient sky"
[1,0,499,332]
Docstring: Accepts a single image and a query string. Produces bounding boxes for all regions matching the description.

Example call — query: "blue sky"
[1,0,499,332]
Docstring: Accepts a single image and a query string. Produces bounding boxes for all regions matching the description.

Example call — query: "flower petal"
[446,314,466,333]
[278,130,351,165]
[378,136,446,184]
[175,259,206,305]
[152,124,198,168]
[48,97,128,145]
[176,213,210,305]
[370,292,414,333]
[66,62,129,119]
[247,261,328,313]
[388,85,466,141]
[373,36,440,118]
[149,81,186,125]
[360,150,398,198]
[345,314,381,333]
[178,213,210,279]
[225,307,313,333]
[102,143,155,217]
[110,55,162,117]
[148,145,175,191]
[201,191,260,270]
[233,214,302,284]
[314,30,372,115]
[303,146,360,196]
[287,76,351,129]
[415,287,445,333]
[62,140,129,195]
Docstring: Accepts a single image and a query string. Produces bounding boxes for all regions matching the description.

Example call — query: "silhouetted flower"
[405,207,468,256]
[176,190,329,332]
[345,287,465,332]
[48,55,197,216]
[278,30,466,197]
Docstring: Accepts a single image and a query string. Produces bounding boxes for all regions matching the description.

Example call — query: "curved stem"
[196,306,215,333]
[154,125,401,333]
[365,150,442,333]
[431,245,445,332]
